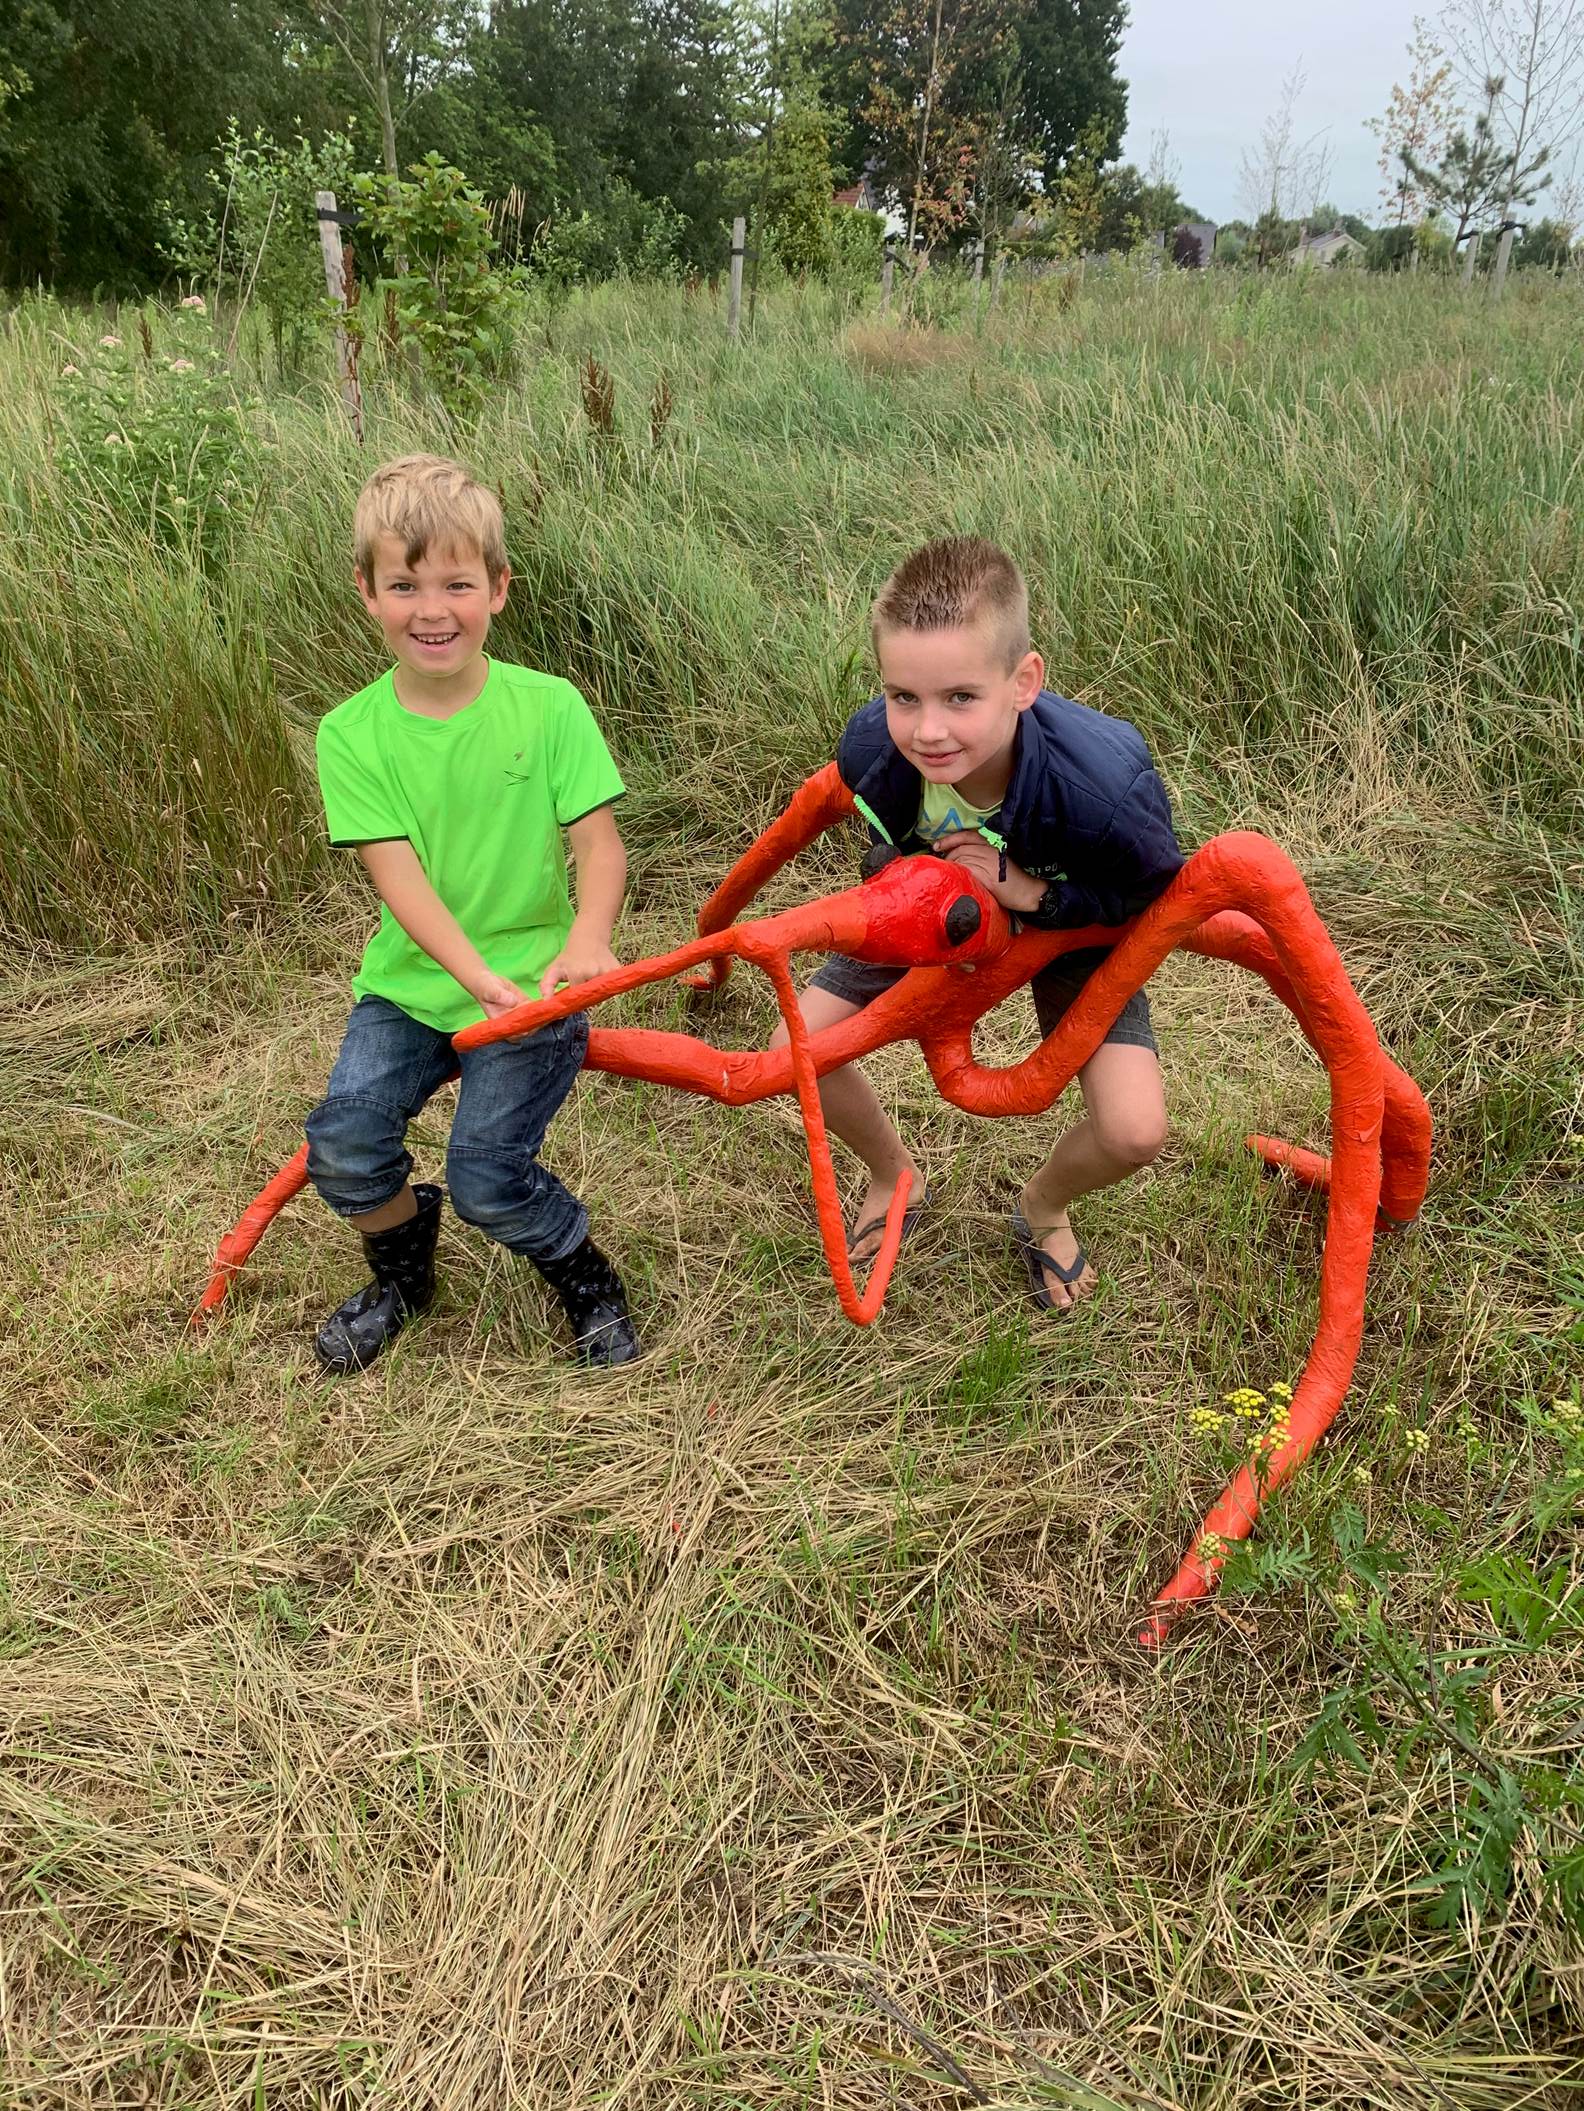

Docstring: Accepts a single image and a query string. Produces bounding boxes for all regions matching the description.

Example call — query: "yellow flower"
[1268,1382,1293,1403]
[1403,1427,1430,1453]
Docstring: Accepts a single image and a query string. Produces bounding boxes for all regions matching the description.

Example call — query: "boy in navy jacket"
[773,536,1184,1312]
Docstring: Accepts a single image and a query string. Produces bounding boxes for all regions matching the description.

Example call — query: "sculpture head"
[846,846,1009,968]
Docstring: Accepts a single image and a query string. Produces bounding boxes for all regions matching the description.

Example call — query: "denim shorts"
[305,993,592,1262]
[807,944,1157,1053]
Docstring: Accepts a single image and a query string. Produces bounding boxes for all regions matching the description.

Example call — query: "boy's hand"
[540,934,621,998]
[474,972,531,1018]
[933,831,1045,914]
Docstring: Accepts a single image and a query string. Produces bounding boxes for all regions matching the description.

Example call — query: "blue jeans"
[305,995,591,1263]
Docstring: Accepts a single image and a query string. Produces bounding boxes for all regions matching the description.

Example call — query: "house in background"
[1145,222,1218,266]
[1292,226,1364,269]
[1172,221,1217,267]
[832,177,880,213]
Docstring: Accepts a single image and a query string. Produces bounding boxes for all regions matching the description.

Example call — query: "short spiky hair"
[354,454,508,585]
[871,536,1030,670]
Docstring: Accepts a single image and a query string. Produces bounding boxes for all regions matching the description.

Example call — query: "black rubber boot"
[315,1183,443,1374]
[536,1237,640,1368]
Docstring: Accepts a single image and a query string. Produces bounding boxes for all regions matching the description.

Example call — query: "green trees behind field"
[0,0,1131,294]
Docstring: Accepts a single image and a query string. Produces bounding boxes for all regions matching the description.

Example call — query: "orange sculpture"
[196,763,1431,1643]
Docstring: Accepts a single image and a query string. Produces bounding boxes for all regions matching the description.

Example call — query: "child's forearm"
[357,838,498,1002]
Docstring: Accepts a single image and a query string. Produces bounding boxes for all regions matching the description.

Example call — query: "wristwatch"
[1024,877,1065,926]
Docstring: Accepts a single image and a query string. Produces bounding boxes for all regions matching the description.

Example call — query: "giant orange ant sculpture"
[197,763,1431,1645]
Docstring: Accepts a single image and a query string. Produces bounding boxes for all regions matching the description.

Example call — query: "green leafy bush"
[826,202,885,287]
[351,154,528,411]
[532,181,688,287]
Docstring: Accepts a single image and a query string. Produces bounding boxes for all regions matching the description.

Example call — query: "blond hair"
[871,536,1030,670]
[353,454,508,585]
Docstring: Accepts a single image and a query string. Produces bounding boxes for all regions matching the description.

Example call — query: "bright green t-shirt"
[316,660,625,1032]
[916,777,1004,847]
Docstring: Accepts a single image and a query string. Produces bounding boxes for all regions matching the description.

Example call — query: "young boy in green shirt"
[305,453,638,1371]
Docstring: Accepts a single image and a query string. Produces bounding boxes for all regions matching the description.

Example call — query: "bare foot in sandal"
[1014,1184,1098,1312]
[847,1161,927,1266]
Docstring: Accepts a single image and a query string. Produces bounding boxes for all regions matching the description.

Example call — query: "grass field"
[1,268,1581,2107]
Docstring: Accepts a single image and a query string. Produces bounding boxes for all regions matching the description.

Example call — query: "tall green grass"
[0,268,1580,951]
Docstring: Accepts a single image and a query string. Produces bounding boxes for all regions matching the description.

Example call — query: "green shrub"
[532,182,689,287]
[351,154,528,411]
[826,203,885,287]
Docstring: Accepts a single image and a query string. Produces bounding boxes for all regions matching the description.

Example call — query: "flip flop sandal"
[1010,1206,1091,1315]
[847,1182,930,1268]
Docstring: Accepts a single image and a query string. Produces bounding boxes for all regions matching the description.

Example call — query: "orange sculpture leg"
[192,1142,311,1319]
[193,764,1431,1644]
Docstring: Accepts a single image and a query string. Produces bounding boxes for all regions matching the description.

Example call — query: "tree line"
[0,0,1143,291]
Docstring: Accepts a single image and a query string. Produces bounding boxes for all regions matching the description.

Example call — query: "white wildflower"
[180,294,206,312]
[169,358,195,373]
[98,334,122,348]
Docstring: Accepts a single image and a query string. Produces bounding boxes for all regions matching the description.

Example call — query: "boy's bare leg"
[770,989,922,1262]
[1018,1042,1167,1310]
[351,1186,418,1234]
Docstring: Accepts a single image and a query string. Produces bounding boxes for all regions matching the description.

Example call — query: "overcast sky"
[1117,0,1423,224]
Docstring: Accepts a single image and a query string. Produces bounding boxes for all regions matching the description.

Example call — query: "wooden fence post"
[315,190,363,443]
[1461,228,1481,285]
[728,216,745,341]
[990,252,1007,310]
[881,240,895,321]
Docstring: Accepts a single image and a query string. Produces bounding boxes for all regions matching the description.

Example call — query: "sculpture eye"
[944,896,981,946]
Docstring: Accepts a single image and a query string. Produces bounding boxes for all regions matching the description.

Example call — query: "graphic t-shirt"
[915,776,1004,847]
[316,659,625,1031]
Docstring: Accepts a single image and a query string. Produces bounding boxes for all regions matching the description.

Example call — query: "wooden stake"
[1461,228,1481,285]
[315,190,363,443]
[728,216,745,342]
[881,244,895,320]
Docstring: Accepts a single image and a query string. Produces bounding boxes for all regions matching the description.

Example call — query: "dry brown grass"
[2,767,1580,2107]
[841,323,974,377]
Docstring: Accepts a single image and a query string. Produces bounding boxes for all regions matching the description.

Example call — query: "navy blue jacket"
[836,689,1184,930]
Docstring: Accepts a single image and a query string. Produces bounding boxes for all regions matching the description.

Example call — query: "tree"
[435,0,757,268]
[1368,16,1460,228]
[965,48,1041,254]
[1091,158,1197,251]
[1439,0,1584,216]
[297,0,472,276]
[1405,71,1551,242]
[763,93,836,271]
[830,0,1021,249]
[1015,0,1128,169]
[0,0,349,288]
[1237,60,1333,262]
[621,0,761,253]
